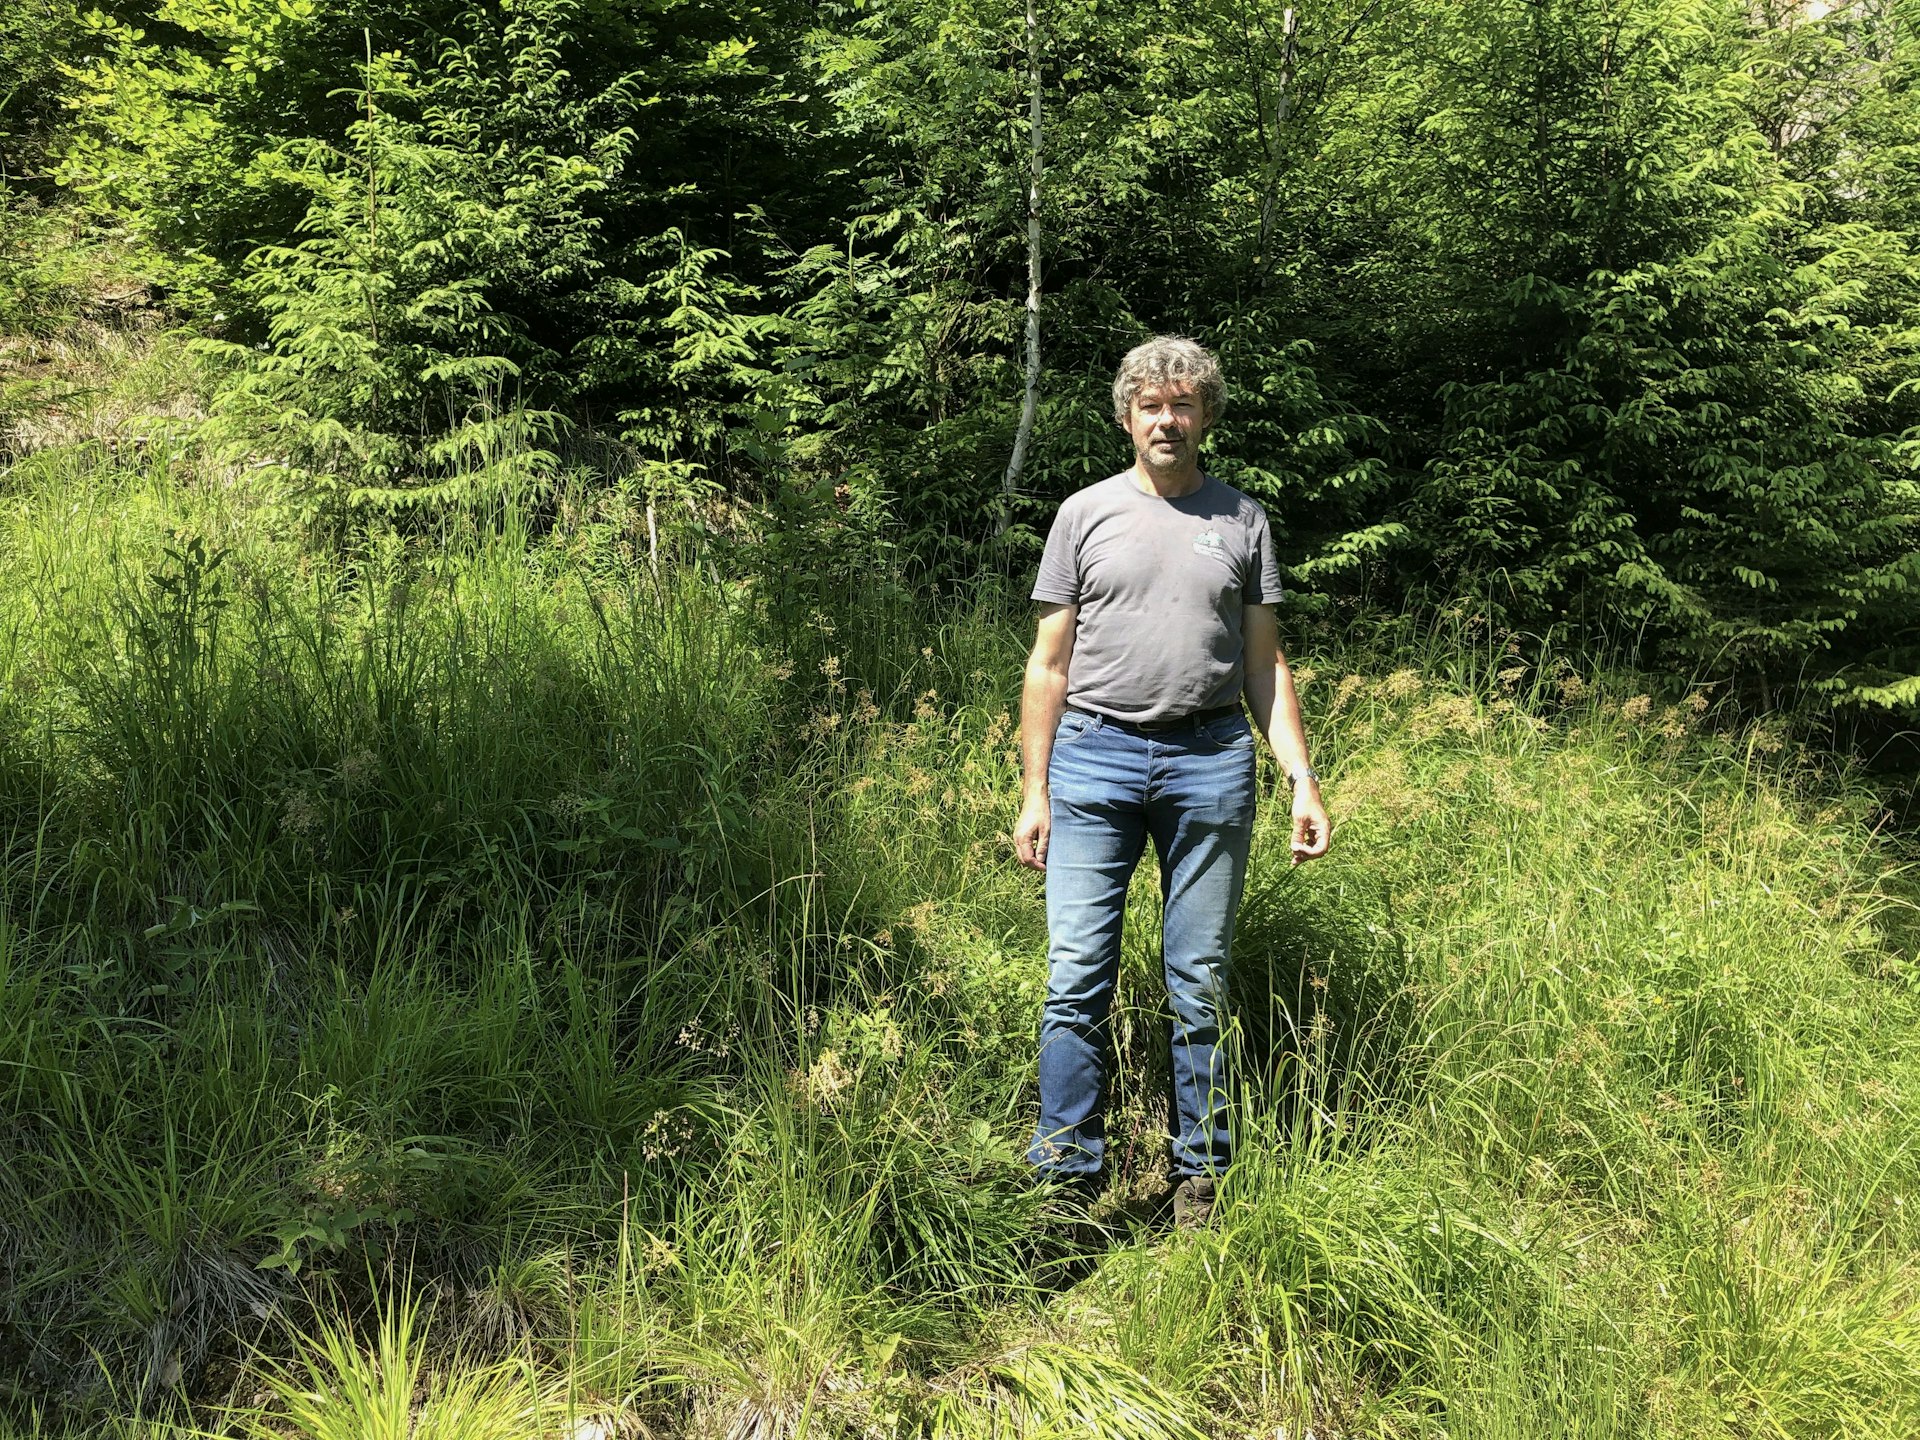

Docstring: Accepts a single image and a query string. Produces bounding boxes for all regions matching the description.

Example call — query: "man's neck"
[1129,461,1205,499]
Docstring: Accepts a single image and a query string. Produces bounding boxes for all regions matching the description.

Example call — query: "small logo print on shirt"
[1193,528,1227,560]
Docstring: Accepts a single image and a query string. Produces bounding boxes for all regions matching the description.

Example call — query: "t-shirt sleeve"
[1031,502,1083,604]
[1244,501,1285,605]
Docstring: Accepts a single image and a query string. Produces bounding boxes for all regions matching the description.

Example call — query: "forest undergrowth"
[1,329,1918,1439]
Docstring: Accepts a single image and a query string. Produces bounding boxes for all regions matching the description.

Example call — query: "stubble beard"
[1138,431,1196,476]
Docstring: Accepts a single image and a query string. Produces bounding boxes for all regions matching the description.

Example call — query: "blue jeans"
[1028,708,1257,1180]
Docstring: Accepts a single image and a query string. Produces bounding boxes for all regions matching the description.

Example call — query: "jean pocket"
[1055,710,1096,743]
[1197,713,1253,749]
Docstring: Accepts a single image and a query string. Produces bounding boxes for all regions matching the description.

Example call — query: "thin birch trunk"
[1000,0,1042,535]
[1256,8,1298,278]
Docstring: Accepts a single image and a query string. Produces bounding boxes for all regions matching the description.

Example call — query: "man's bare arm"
[1242,604,1330,866]
[1013,603,1076,871]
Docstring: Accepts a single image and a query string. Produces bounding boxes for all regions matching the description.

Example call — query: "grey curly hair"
[1111,336,1227,430]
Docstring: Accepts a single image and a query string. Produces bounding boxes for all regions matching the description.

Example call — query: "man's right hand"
[1015,604,1075,873]
[1014,793,1051,870]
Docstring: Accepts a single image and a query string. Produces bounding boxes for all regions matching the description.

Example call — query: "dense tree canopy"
[5,0,1920,701]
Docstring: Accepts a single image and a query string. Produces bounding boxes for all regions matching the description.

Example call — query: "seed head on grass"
[1379,667,1424,700]
[795,1049,854,1108]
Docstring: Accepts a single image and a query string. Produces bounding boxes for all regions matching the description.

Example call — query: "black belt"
[1067,704,1242,735]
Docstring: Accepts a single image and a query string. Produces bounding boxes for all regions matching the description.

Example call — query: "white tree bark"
[1000,0,1042,533]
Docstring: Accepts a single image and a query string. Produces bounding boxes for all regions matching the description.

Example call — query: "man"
[1012,335,1329,1227]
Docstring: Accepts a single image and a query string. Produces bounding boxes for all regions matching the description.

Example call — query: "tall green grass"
[1,423,1916,1437]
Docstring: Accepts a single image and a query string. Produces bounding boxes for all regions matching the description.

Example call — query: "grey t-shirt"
[1031,471,1284,723]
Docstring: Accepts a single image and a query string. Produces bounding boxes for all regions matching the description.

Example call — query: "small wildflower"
[1556,671,1587,702]
[1497,665,1527,692]
[1380,668,1423,700]
[1621,694,1653,723]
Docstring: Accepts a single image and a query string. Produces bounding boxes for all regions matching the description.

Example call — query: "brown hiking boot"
[1171,1175,1216,1229]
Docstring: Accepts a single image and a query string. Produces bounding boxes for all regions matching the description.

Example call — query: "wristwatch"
[1289,766,1320,786]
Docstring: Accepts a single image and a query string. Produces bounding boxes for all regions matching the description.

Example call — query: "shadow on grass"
[1081,846,1418,1207]
[1230,855,1422,1127]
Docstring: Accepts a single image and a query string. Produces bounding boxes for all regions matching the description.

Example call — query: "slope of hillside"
[1,331,1916,1439]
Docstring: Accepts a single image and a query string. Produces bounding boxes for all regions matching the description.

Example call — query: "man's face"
[1125,383,1207,473]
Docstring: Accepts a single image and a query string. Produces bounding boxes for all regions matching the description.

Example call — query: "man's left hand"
[1290,784,1330,867]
